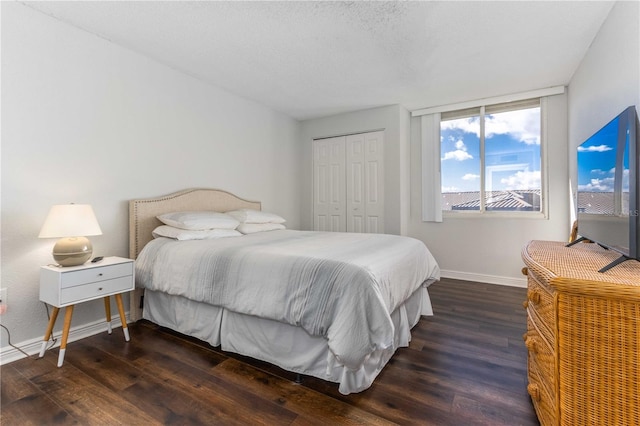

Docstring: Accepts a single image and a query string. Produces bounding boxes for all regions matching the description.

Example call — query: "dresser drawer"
[527,272,555,343]
[60,276,133,305]
[526,314,556,400]
[527,358,556,426]
[58,262,133,288]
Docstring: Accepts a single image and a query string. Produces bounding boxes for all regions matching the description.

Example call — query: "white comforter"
[135,230,440,370]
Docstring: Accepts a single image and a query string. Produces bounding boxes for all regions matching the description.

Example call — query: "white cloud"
[500,170,541,190]
[441,108,540,145]
[486,108,540,145]
[441,117,480,137]
[442,138,473,161]
[442,150,473,161]
[441,186,459,193]
[462,173,480,181]
[578,177,615,192]
[591,168,607,175]
[577,144,613,152]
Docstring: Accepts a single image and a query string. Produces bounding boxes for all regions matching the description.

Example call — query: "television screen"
[576,106,638,270]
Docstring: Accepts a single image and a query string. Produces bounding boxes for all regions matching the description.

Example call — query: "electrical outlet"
[0,288,7,315]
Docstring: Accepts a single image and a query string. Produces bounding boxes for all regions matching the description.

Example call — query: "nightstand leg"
[57,305,74,367]
[39,306,60,358]
[114,293,130,341]
[103,296,113,334]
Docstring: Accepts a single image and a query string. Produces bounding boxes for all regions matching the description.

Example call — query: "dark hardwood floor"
[1,278,538,425]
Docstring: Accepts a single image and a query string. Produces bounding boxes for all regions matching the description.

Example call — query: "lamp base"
[52,237,93,267]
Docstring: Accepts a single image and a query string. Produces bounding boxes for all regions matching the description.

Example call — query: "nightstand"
[38,256,135,367]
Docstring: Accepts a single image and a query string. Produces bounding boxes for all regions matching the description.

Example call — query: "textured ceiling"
[24,1,615,121]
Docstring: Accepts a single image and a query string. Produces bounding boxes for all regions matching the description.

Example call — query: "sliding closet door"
[313,136,346,232]
[346,131,384,233]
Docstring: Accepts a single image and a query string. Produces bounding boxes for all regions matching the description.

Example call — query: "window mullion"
[479,106,486,213]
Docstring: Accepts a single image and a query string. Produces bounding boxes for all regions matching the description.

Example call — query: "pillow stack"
[153,211,242,240]
[152,209,288,240]
[226,208,286,234]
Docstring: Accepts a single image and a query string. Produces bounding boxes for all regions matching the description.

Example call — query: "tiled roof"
[442,190,541,211]
[441,192,482,210]
[577,192,630,214]
[442,191,630,214]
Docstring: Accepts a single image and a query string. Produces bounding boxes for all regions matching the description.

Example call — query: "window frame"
[439,97,549,219]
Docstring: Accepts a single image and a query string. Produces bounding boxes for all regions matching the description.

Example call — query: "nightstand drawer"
[40,257,135,307]
[59,262,133,288]
[60,276,133,305]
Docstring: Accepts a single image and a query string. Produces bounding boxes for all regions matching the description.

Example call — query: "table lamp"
[38,204,103,267]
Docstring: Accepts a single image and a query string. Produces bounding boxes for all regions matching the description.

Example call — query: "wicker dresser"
[521,240,640,426]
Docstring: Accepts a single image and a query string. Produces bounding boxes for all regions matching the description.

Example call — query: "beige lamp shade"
[39,204,103,266]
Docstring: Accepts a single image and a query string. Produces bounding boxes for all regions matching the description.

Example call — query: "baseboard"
[0,315,127,366]
[440,269,527,288]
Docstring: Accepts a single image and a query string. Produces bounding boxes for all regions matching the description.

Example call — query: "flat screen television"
[572,105,640,272]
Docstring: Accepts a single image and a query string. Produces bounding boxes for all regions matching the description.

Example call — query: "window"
[440,99,543,213]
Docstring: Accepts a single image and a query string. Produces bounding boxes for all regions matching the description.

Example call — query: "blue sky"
[440,107,541,193]
[577,114,629,193]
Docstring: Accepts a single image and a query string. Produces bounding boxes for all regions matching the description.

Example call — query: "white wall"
[408,94,570,286]
[568,1,640,197]
[0,3,301,357]
[299,105,409,235]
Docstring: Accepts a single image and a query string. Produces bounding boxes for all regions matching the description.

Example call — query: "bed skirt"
[143,285,433,394]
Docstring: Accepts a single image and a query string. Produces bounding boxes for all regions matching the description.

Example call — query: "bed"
[128,188,440,394]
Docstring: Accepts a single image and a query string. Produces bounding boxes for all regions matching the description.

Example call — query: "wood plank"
[126,334,300,424]
[0,364,42,404]
[0,393,74,426]
[211,357,396,425]
[27,355,158,424]
[121,378,255,425]
[63,342,141,392]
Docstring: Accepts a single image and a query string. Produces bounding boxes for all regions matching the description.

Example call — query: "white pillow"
[237,223,286,234]
[226,209,286,224]
[152,225,242,241]
[157,211,239,230]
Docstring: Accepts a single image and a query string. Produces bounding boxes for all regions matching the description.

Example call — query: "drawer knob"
[527,384,540,401]
[98,287,103,291]
[527,290,541,304]
[521,267,528,276]
[98,273,103,277]
[525,337,538,353]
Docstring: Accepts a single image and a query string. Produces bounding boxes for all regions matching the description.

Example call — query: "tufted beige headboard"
[128,188,261,321]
